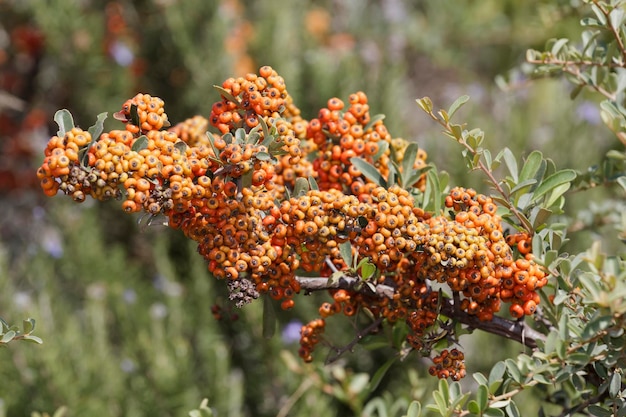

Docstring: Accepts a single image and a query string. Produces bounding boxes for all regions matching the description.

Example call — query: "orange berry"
[518,239,531,255]
[509,304,524,319]
[523,299,537,315]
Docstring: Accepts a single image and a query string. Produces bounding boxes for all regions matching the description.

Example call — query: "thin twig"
[296,275,395,298]
[325,317,384,363]
[526,57,626,69]
[592,0,626,64]
[423,110,534,234]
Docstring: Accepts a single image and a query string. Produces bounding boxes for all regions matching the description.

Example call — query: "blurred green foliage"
[0,0,624,416]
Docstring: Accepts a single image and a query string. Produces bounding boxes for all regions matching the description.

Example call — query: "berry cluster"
[210,65,307,137]
[298,318,326,363]
[308,93,391,194]
[429,349,466,380]
[37,66,548,378]
[114,93,170,134]
[169,115,210,147]
[297,186,547,362]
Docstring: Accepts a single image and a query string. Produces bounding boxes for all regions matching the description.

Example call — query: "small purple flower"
[109,40,134,67]
[120,358,136,373]
[123,288,137,304]
[576,101,601,125]
[41,227,63,258]
[282,320,303,344]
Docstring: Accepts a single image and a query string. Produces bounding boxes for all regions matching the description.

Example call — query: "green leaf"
[588,405,613,417]
[448,123,463,140]
[213,85,241,106]
[293,177,309,197]
[87,112,107,141]
[207,133,222,161]
[473,373,488,386]
[388,160,399,186]
[505,401,521,417]
[174,141,188,154]
[365,356,398,396]
[308,176,319,191]
[497,148,518,183]
[482,148,493,170]
[504,358,522,384]
[259,114,270,140]
[349,373,369,397]
[130,104,140,127]
[246,131,261,145]
[404,401,421,417]
[519,151,543,182]
[432,390,447,415]
[531,207,553,229]
[1,330,16,344]
[350,157,387,187]
[424,170,442,214]
[477,384,488,411]
[609,7,625,31]
[468,400,481,414]
[363,398,388,417]
[364,114,386,132]
[402,143,419,178]
[609,372,621,398]
[372,140,389,162]
[551,38,569,56]
[435,378,449,407]
[489,361,506,385]
[545,330,558,355]
[510,179,538,195]
[131,135,149,152]
[416,97,433,114]
[449,381,462,402]
[447,95,470,119]
[262,296,276,339]
[489,379,503,395]
[54,109,75,137]
[570,83,585,100]
[241,171,252,190]
[532,170,576,202]
[189,399,214,417]
[490,400,510,409]
[235,128,246,143]
[545,182,571,208]
[22,318,35,334]
[21,334,43,344]
[359,258,376,280]
[483,407,505,417]
[403,166,432,189]
[582,314,613,340]
[339,241,353,266]
[256,152,271,161]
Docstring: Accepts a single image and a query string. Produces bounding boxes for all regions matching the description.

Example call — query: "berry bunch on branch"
[37,66,549,378]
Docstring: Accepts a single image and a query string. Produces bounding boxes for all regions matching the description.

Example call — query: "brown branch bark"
[295,276,546,349]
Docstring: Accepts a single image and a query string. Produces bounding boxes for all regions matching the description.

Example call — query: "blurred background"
[0,0,619,415]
